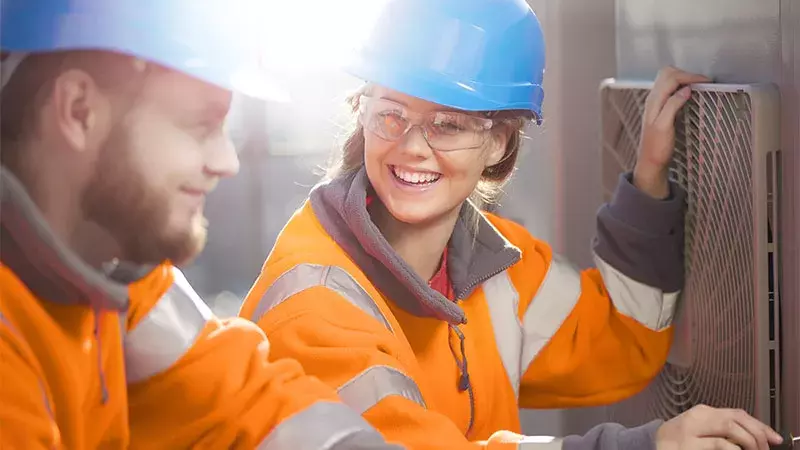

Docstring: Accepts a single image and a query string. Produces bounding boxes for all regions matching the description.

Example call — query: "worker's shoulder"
[0,264,55,348]
[482,211,549,250]
[269,200,352,265]
[0,264,38,310]
[480,212,556,287]
[262,203,380,301]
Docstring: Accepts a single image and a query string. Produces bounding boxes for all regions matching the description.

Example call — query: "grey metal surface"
[779,0,800,435]
[517,0,798,437]
[616,0,781,83]
[610,0,798,434]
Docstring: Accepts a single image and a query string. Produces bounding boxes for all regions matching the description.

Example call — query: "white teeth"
[392,166,441,185]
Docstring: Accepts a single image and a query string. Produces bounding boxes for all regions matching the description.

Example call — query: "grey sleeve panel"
[258,401,406,450]
[562,420,661,450]
[593,172,686,293]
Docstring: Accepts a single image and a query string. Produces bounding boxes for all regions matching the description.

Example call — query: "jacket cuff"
[607,172,686,236]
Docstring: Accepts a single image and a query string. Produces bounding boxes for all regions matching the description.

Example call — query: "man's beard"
[81,125,208,267]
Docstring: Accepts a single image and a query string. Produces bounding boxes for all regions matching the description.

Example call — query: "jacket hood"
[309,167,521,324]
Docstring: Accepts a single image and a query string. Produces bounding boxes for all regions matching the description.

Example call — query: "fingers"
[659,405,783,450]
[696,437,740,450]
[698,409,776,450]
[486,430,526,443]
[645,66,711,122]
[651,66,711,107]
[730,410,783,446]
[655,86,692,130]
[722,420,760,450]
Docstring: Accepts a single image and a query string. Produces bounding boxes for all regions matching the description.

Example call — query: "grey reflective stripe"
[519,437,564,449]
[254,265,424,414]
[520,255,582,376]
[118,311,127,339]
[124,267,212,383]
[482,271,523,397]
[0,312,55,419]
[258,401,405,450]
[252,263,393,333]
[338,365,426,414]
[593,254,679,331]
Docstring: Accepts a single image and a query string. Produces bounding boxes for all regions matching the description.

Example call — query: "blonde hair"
[325,85,531,211]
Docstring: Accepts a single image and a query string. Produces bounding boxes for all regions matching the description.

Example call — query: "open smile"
[390,165,442,187]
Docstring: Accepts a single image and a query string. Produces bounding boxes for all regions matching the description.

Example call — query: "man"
[0,1,786,450]
[0,1,401,448]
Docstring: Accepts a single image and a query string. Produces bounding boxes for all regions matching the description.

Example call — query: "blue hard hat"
[346,0,546,123]
[0,0,288,101]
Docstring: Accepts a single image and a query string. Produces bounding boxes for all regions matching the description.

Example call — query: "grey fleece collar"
[0,166,152,311]
[309,167,521,325]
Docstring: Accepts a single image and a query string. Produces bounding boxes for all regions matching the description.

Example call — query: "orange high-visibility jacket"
[241,168,686,449]
[0,167,402,449]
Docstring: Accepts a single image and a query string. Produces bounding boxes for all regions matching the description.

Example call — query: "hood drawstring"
[448,324,475,437]
[93,308,109,404]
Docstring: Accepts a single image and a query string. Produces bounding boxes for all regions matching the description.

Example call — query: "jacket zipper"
[452,260,518,438]
[93,308,110,404]
[456,260,517,302]
[448,324,476,437]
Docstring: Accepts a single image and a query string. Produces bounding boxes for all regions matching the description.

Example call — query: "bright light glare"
[260,0,389,72]
[240,0,392,156]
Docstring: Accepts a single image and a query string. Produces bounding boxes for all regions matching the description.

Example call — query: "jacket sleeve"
[474,421,661,450]
[0,312,60,449]
[241,272,523,450]
[514,173,686,408]
[562,420,661,450]
[124,264,402,450]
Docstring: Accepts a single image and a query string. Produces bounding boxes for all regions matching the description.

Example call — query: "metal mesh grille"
[600,86,758,424]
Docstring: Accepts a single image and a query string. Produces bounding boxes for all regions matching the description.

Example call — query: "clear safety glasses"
[358,96,495,151]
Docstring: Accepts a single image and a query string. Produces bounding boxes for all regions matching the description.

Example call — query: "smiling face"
[362,86,509,226]
[81,66,239,266]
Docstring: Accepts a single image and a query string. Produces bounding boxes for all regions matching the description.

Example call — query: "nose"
[399,125,434,159]
[204,135,240,178]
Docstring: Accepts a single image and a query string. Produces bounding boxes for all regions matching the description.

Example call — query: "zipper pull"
[93,309,109,405]
[458,372,470,392]
[450,325,471,392]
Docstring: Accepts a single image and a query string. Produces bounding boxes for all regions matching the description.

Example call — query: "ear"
[50,69,111,153]
[485,126,511,167]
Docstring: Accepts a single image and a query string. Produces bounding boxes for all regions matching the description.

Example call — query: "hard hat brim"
[345,55,543,124]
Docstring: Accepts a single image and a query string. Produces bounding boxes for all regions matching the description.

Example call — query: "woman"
[241,0,710,447]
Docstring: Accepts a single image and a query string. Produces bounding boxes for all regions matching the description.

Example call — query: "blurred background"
[181,0,800,438]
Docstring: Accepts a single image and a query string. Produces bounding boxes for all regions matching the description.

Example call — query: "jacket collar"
[309,167,521,324]
[0,166,152,311]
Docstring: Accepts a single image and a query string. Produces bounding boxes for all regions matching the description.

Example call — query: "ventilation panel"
[599,80,782,427]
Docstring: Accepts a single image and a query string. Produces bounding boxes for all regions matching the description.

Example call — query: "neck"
[10,164,123,270]
[71,220,124,269]
[370,202,461,281]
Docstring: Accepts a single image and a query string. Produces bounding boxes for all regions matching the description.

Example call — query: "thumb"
[656,86,692,129]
